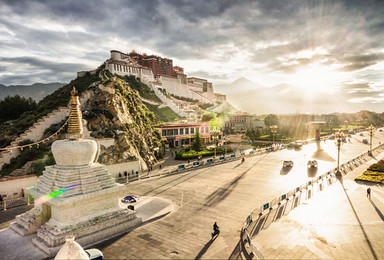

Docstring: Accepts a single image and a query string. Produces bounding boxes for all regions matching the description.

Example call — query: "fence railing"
[0,195,33,211]
[114,145,286,184]
[240,143,384,259]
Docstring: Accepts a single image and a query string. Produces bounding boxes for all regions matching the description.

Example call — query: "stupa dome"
[52,139,98,166]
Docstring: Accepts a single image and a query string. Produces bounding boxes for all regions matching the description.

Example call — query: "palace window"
[180,128,184,135]
[185,128,189,134]
[162,130,166,136]
[191,128,195,134]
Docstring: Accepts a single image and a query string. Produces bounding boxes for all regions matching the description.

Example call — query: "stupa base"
[32,209,141,256]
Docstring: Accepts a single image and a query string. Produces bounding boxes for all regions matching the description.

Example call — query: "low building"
[155,122,212,148]
[225,113,264,132]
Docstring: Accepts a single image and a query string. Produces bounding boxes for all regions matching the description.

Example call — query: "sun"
[289,65,340,95]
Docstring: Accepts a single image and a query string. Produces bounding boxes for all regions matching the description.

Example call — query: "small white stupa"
[54,236,88,260]
[11,87,142,256]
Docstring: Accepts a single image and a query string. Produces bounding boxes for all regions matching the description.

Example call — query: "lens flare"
[35,184,79,205]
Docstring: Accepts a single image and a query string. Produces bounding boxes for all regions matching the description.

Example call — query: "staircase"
[146,82,187,117]
[0,90,94,169]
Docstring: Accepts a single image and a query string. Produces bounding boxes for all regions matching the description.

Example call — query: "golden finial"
[67,86,83,139]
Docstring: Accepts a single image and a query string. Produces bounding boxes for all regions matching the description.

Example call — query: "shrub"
[175,147,233,160]
[368,163,384,172]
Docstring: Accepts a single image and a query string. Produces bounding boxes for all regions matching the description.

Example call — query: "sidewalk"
[252,154,384,259]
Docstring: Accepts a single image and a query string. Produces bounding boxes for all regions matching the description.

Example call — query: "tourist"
[21,189,24,198]
[0,194,3,203]
[159,164,162,169]
[188,159,190,164]
[367,187,371,198]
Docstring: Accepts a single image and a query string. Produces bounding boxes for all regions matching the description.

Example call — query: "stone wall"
[0,175,38,199]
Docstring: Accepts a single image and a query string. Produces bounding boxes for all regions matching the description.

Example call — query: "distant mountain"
[0,82,66,101]
[214,77,263,94]
[218,79,364,114]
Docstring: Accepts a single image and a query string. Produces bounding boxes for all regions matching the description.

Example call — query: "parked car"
[360,133,364,136]
[121,195,138,203]
[283,160,294,168]
[287,142,295,149]
[380,129,383,132]
[86,248,104,260]
[307,160,318,168]
[362,139,368,144]
[294,141,303,149]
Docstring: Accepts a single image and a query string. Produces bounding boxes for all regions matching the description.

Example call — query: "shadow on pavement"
[194,234,218,260]
[204,154,270,208]
[369,198,384,221]
[341,181,378,260]
[280,167,292,175]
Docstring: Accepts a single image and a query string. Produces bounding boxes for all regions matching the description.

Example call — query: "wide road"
[96,129,384,259]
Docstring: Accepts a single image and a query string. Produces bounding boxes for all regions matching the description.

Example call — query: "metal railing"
[240,143,384,259]
[0,195,33,211]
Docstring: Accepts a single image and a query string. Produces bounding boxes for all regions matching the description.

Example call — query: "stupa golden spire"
[67,87,83,139]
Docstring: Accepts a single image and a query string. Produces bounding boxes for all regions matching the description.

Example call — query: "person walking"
[367,187,371,198]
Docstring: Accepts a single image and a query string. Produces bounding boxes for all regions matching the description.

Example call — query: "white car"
[86,248,104,260]
[283,160,294,167]
[307,160,318,168]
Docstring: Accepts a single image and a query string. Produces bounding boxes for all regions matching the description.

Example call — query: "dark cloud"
[339,53,384,72]
[0,57,89,85]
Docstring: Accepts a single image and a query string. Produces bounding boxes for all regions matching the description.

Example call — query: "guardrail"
[115,146,286,185]
[240,143,384,259]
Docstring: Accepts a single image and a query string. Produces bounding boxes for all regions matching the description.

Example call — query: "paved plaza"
[0,130,384,259]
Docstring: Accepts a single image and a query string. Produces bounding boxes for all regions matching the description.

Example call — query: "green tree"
[201,113,216,122]
[191,128,204,151]
[0,95,37,123]
[264,114,279,128]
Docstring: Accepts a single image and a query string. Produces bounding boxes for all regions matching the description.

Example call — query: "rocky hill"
[83,76,162,166]
[0,69,164,176]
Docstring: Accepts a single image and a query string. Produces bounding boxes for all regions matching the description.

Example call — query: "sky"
[0,0,384,113]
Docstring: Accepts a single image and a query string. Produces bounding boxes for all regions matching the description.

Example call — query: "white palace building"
[102,50,226,104]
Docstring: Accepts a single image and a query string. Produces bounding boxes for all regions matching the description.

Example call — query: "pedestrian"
[21,189,24,198]
[367,187,371,198]
[0,194,3,203]
[159,164,162,169]
[188,159,190,164]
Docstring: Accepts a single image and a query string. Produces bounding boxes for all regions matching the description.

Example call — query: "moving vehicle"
[307,160,318,168]
[360,133,364,136]
[380,129,383,132]
[121,195,138,203]
[362,139,368,144]
[283,160,294,168]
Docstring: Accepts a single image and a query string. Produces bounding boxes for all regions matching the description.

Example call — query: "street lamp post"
[335,131,345,177]
[367,124,375,155]
[270,125,278,148]
[211,128,220,158]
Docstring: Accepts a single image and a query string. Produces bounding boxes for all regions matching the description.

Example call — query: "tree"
[201,113,216,122]
[191,128,204,151]
[264,114,279,128]
[0,95,37,124]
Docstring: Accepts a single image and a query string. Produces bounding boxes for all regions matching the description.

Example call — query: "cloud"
[0,0,383,112]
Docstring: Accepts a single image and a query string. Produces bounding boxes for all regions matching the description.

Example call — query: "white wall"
[105,161,142,179]
[0,175,38,199]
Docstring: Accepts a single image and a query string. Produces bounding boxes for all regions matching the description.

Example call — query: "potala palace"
[78,50,231,119]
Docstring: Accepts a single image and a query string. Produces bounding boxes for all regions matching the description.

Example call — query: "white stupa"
[11,87,142,256]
